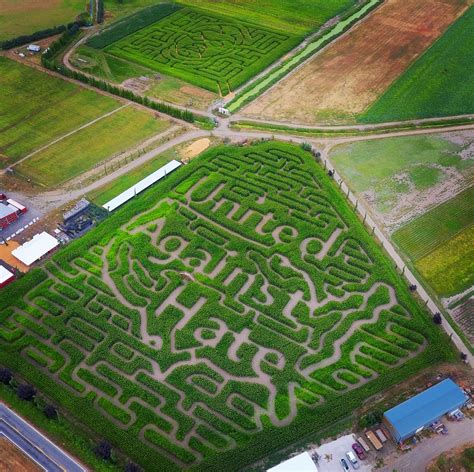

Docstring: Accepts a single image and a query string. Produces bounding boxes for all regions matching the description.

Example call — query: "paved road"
[380,418,474,472]
[0,403,86,472]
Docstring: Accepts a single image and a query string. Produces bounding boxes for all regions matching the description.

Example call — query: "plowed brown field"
[0,438,42,472]
[243,0,469,124]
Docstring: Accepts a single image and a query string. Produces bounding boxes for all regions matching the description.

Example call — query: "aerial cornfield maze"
[103,8,298,95]
[0,143,449,471]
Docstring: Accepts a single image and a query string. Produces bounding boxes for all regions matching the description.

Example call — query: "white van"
[346,450,360,469]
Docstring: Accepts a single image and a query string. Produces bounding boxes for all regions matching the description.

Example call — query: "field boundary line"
[11,103,130,168]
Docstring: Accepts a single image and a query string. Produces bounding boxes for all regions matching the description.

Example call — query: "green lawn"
[416,224,474,298]
[0,0,86,41]
[16,106,171,187]
[393,187,474,261]
[71,45,217,109]
[360,7,474,122]
[0,57,120,166]
[330,134,473,215]
[0,141,451,471]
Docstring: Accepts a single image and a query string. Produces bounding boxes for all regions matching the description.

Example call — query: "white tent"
[0,265,14,285]
[103,160,182,212]
[267,452,318,472]
[12,232,59,266]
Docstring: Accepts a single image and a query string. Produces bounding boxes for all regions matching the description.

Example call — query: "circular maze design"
[0,143,430,469]
[105,8,293,95]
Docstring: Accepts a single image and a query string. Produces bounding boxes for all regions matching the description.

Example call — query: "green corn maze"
[103,8,298,95]
[0,143,450,471]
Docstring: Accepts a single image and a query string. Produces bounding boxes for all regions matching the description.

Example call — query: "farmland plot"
[243,0,468,124]
[0,142,449,471]
[102,8,299,95]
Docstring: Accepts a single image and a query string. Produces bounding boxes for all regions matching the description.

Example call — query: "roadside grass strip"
[227,0,381,112]
[101,7,300,95]
[361,6,474,122]
[0,142,452,471]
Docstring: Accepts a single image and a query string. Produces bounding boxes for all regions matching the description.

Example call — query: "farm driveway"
[380,419,474,472]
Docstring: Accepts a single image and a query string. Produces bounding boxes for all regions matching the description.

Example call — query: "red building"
[0,203,18,229]
[0,260,15,288]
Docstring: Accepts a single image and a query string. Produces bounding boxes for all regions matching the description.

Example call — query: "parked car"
[352,442,366,460]
[340,458,350,471]
[346,450,360,469]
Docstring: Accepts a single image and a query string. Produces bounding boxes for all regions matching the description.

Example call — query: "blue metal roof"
[384,379,468,441]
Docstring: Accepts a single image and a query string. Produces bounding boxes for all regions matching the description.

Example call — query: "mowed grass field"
[0,0,86,41]
[71,45,217,109]
[0,57,120,166]
[242,0,468,124]
[16,106,171,187]
[361,6,474,122]
[330,133,473,225]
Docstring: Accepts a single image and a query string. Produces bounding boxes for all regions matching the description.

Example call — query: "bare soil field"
[243,0,469,125]
[0,438,42,472]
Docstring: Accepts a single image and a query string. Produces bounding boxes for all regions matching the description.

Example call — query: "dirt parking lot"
[312,434,374,472]
[243,0,468,124]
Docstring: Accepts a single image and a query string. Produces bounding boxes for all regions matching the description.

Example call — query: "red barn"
[0,203,18,229]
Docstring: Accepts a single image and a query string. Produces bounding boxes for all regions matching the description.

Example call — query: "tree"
[95,440,112,460]
[124,463,140,472]
[17,384,36,401]
[44,404,58,420]
[433,312,442,324]
[0,368,12,385]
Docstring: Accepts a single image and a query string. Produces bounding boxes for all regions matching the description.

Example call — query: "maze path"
[0,145,428,467]
[105,8,294,95]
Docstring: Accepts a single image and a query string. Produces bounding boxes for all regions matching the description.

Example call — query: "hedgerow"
[0,141,454,471]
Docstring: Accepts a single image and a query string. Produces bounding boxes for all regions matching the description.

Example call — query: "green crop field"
[104,0,357,36]
[393,187,474,261]
[360,6,474,122]
[0,57,120,166]
[92,6,301,95]
[0,142,451,471]
[416,224,474,298]
[15,106,171,188]
[0,0,85,41]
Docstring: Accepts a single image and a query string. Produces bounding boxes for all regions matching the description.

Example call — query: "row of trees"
[0,367,140,471]
[0,20,87,50]
[41,30,198,123]
[97,0,105,24]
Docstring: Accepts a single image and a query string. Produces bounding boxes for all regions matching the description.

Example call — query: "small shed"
[0,260,15,288]
[12,232,59,266]
[267,452,318,472]
[383,378,468,442]
[27,44,41,52]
